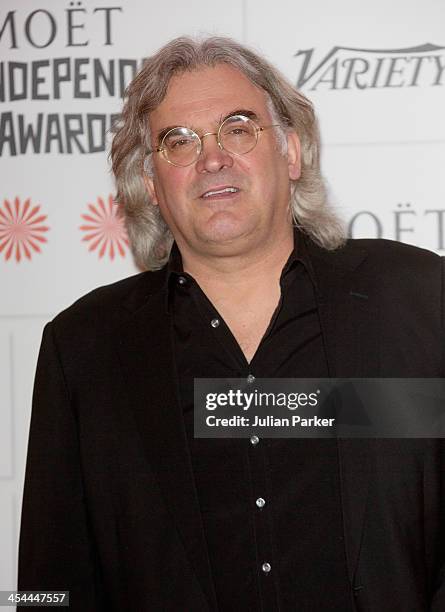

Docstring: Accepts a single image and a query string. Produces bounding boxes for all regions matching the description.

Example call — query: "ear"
[142,169,158,206]
[286,131,301,181]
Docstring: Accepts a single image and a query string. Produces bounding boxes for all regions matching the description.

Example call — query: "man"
[18,36,445,611]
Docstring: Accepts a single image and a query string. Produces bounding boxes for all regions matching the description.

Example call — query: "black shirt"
[167,232,352,611]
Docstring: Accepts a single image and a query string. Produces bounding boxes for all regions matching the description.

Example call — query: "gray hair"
[111,35,346,270]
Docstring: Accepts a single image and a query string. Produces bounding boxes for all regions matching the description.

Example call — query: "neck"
[178,225,294,294]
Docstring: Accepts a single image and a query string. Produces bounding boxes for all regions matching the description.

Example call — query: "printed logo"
[0,197,49,262]
[294,43,445,90]
[80,195,129,260]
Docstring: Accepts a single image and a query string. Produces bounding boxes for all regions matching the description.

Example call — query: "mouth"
[200,186,240,200]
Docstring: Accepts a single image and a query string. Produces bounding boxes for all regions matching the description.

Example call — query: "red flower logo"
[80,195,129,260]
[0,197,49,262]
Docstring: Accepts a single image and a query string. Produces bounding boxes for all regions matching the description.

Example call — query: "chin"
[199,229,261,253]
[204,209,259,238]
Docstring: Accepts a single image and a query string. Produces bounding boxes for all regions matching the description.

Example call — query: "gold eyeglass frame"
[150,114,281,167]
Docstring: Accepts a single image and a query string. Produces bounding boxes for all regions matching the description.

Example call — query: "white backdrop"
[1,0,444,598]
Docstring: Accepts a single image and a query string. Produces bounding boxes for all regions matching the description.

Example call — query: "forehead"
[148,64,269,131]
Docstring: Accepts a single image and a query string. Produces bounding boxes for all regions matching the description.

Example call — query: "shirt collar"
[164,227,318,311]
[167,240,184,278]
[286,227,318,288]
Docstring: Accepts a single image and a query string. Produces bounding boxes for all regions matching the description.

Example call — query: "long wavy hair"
[111,36,346,270]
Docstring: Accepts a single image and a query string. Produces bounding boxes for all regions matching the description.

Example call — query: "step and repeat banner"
[1,0,444,596]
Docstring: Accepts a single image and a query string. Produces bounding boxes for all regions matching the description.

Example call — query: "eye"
[222,125,252,139]
[170,138,192,148]
[228,127,249,135]
[221,116,255,139]
[165,135,196,150]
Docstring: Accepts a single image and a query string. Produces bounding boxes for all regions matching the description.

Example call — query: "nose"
[195,132,233,173]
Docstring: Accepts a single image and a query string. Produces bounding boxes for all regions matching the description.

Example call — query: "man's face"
[145,64,301,259]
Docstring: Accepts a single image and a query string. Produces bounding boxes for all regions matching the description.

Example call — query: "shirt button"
[256,497,266,508]
[177,276,187,285]
[262,562,271,573]
[210,318,220,328]
[250,435,260,446]
[246,374,255,383]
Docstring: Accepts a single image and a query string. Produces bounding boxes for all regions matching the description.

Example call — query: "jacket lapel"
[115,272,216,610]
[307,238,380,586]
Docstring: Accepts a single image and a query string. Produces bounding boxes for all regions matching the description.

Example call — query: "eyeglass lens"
[162,115,258,166]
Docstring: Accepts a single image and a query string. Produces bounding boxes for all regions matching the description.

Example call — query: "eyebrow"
[156,108,260,145]
[221,109,259,123]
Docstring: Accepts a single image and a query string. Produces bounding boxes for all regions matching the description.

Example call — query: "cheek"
[153,169,183,204]
[250,156,285,193]
[154,173,195,225]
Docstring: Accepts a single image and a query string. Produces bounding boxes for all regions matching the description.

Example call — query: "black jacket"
[18,238,445,611]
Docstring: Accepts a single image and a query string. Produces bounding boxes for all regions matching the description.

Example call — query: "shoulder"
[335,240,443,321]
[348,238,442,288]
[307,236,443,304]
[49,268,166,340]
[328,237,442,280]
[348,237,440,265]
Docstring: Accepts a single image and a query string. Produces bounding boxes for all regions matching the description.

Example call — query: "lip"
[199,185,240,199]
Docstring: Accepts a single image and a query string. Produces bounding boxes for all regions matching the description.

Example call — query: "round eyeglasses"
[151,114,280,167]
